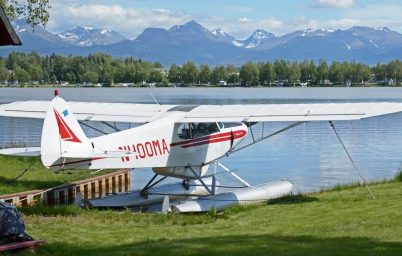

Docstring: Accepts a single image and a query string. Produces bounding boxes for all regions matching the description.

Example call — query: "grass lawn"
[1,155,401,255]
[0,155,115,194]
[11,179,402,256]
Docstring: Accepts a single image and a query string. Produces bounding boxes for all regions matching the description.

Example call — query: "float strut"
[188,165,213,195]
[141,174,168,197]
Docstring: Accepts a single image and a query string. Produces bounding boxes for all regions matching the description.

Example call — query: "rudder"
[40,95,93,169]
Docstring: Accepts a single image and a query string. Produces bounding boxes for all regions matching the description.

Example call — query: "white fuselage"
[52,111,248,177]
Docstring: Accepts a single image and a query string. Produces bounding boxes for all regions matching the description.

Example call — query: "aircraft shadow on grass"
[267,194,319,205]
[39,234,402,256]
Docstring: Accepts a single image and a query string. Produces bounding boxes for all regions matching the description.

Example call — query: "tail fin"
[41,95,93,169]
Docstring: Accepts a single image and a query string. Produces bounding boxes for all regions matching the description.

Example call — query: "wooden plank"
[0,169,131,206]
[0,190,44,199]
[0,240,45,252]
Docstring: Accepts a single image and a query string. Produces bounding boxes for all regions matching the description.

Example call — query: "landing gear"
[140,173,168,198]
[184,161,251,196]
[140,161,250,198]
[187,165,214,195]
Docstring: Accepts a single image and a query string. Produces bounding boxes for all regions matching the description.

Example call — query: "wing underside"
[2,101,402,123]
[0,101,175,123]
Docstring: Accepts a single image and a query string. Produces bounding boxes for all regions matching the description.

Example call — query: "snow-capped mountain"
[234,29,276,48]
[57,26,126,46]
[168,20,215,41]
[10,19,71,49]
[211,28,236,44]
[4,20,402,66]
[293,28,334,37]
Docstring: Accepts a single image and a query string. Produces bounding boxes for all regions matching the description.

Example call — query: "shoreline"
[1,84,402,89]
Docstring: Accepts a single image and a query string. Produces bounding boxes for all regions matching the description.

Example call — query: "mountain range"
[1,19,402,66]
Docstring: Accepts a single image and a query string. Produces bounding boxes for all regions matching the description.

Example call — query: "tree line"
[1,51,402,86]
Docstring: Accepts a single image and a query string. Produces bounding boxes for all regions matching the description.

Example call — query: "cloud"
[48,3,190,39]
[47,3,287,39]
[311,0,357,8]
[45,2,402,40]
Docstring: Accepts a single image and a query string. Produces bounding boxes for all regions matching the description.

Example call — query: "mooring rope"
[329,121,375,199]
[5,158,39,185]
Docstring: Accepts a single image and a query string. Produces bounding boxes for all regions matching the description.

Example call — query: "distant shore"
[1,83,401,89]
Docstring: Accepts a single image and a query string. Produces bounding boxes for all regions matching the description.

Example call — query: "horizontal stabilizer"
[0,147,41,157]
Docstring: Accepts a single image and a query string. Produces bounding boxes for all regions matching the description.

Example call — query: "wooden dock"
[0,240,45,253]
[0,169,130,206]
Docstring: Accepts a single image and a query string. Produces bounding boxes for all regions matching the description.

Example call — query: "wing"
[0,101,175,123]
[179,103,402,122]
[2,101,402,123]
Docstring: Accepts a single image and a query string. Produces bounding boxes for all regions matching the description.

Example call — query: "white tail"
[41,95,93,169]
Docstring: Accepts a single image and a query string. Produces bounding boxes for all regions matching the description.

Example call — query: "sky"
[47,0,402,39]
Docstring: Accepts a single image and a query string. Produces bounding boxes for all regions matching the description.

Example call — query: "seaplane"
[2,90,402,212]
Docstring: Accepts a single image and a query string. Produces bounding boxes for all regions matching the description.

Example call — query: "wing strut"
[78,121,108,135]
[221,121,306,160]
[329,121,375,199]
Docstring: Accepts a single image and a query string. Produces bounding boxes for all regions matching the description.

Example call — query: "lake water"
[2,87,402,192]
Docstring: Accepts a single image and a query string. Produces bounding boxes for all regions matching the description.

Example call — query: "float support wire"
[329,121,375,199]
[217,161,251,187]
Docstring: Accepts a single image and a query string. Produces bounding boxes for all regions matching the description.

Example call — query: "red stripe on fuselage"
[171,131,232,147]
[171,130,247,148]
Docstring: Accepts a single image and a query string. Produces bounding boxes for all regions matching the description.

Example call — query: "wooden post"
[106,178,111,195]
[53,190,59,205]
[59,190,65,204]
[27,194,34,206]
[68,187,74,204]
[98,180,103,197]
[112,177,116,193]
[83,184,88,199]
[118,175,123,192]
[91,182,96,199]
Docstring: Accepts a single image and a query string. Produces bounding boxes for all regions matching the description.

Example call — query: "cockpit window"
[178,122,221,140]
[178,123,192,139]
[217,122,224,130]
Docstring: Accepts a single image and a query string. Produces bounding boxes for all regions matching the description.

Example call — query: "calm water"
[2,87,402,192]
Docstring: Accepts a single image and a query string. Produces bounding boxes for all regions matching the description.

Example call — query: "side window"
[178,123,221,140]
[193,123,220,138]
[178,123,192,139]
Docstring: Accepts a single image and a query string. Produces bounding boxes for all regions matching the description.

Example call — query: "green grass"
[394,171,402,182]
[1,155,401,255]
[0,155,114,194]
[8,178,401,256]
